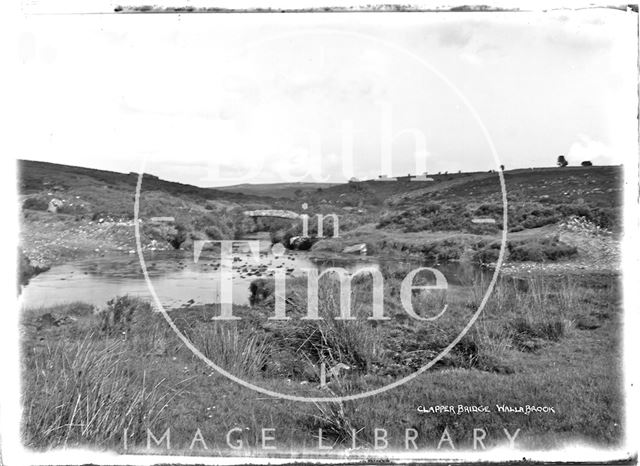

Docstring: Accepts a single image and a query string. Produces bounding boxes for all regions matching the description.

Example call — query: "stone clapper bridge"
[242,208,340,243]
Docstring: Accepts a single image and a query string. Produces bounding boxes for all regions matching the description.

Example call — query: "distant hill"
[18,159,257,204]
[18,160,623,267]
[215,182,341,199]
[395,166,623,207]
[18,159,282,266]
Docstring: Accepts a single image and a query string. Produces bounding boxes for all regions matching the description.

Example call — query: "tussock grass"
[22,336,185,448]
[466,274,581,357]
[257,270,590,381]
[310,401,361,447]
[183,322,272,377]
[95,295,174,356]
[21,272,621,451]
[267,279,383,376]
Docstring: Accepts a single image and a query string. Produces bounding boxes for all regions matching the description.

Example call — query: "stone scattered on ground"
[34,312,76,330]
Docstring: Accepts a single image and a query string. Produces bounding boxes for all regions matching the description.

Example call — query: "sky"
[14,7,638,186]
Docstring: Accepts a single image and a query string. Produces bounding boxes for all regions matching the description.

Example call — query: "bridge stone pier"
[243,210,300,220]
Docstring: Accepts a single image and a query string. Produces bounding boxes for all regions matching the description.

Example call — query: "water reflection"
[21,240,491,310]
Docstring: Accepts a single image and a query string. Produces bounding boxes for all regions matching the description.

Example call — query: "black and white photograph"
[3,1,639,464]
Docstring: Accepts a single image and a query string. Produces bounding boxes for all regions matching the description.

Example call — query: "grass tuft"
[22,336,185,448]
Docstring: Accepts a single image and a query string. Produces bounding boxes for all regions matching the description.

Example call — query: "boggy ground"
[20,269,623,454]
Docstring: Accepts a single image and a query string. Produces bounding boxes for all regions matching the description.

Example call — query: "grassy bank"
[21,271,622,452]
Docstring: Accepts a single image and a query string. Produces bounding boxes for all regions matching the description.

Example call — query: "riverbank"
[21,269,623,451]
[310,221,620,275]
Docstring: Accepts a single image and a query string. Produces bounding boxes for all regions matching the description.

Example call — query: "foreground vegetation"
[22,271,623,452]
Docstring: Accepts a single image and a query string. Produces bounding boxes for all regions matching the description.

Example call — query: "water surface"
[22,238,490,310]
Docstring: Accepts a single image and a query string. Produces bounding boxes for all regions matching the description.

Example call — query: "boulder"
[288,235,313,251]
[47,198,63,213]
[35,312,75,330]
[343,243,367,255]
[18,250,49,293]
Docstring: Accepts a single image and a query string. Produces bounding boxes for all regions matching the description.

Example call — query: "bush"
[377,203,482,233]
[22,196,49,211]
[473,241,501,264]
[204,225,225,240]
[472,236,577,263]
[57,203,88,215]
[264,278,382,377]
[18,250,49,290]
[168,223,188,249]
[507,236,577,262]
[508,203,619,232]
[249,279,274,305]
[420,203,442,215]
[97,296,154,335]
[557,205,616,230]
[512,317,567,342]
[474,204,503,217]
[420,239,465,262]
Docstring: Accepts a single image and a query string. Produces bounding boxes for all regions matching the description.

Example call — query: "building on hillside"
[376,174,396,181]
[396,174,416,182]
[412,172,434,181]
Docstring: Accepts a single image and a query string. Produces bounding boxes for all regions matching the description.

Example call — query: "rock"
[18,250,49,292]
[343,243,367,255]
[492,363,515,375]
[35,312,74,330]
[288,236,313,251]
[47,198,63,213]
[575,316,601,330]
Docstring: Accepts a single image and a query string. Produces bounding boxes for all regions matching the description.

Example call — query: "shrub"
[508,236,577,262]
[474,204,503,217]
[473,236,577,263]
[204,225,225,240]
[472,241,501,264]
[512,317,567,342]
[507,203,619,231]
[420,239,465,262]
[249,279,274,305]
[377,202,500,234]
[168,223,188,249]
[22,196,49,211]
[97,296,153,335]
[18,250,49,290]
[57,203,88,215]
[265,279,382,377]
[420,203,442,215]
